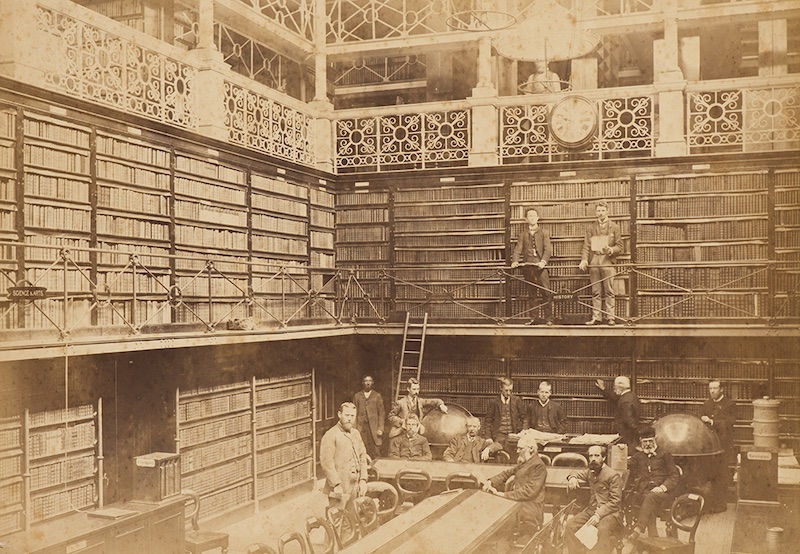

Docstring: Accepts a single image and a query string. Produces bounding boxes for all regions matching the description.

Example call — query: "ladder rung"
[403,350,420,355]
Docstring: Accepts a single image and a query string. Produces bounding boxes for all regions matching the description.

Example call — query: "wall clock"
[548,95,598,149]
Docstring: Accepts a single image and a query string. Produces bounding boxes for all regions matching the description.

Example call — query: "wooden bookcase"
[0,415,23,536]
[309,186,336,319]
[176,372,313,522]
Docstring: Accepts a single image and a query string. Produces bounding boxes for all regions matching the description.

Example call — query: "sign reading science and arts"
[7,280,47,305]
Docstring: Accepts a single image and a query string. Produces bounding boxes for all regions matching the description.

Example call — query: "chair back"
[305,517,335,554]
[352,496,380,534]
[491,449,512,464]
[326,506,360,548]
[669,493,705,543]
[539,453,552,466]
[525,499,576,552]
[551,452,588,467]
[365,481,400,524]
[445,471,480,491]
[183,489,201,531]
[246,543,278,554]
[278,532,307,554]
[394,467,432,504]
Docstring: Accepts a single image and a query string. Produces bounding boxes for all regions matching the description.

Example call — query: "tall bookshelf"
[309,186,336,319]
[254,374,313,501]
[510,178,631,322]
[177,373,313,521]
[423,358,507,420]
[635,172,769,320]
[25,401,101,525]
[774,359,800,449]
[95,129,172,327]
[774,169,800,317]
[250,173,310,322]
[335,188,391,319]
[0,106,17,330]
[0,415,23,535]
[393,183,506,319]
[22,111,93,330]
[173,152,250,324]
[177,382,253,521]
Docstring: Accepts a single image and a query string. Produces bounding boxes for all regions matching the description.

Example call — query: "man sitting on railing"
[443,416,496,463]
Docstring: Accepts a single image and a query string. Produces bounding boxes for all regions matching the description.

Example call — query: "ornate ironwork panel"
[333,56,427,86]
[224,81,315,166]
[499,104,553,164]
[743,86,800,151]
[687,89,743,153]
[600,96,653,156]
[336,110,469,172]
[235,0,314,41]
[327,0,457,43]
[35,6,197,129]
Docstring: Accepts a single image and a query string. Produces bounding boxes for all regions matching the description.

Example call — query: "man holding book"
[579,201,623,325]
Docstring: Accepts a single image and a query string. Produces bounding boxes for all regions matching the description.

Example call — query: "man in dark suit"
[596,376,640,452]
[353,375,385,460]
[482,377,526,459]
[511,206,554,325]
[700,379,737,513]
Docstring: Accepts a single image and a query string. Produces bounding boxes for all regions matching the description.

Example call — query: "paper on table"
[575,524,598,549]
[568,433,620,445]
[590,236,609,252]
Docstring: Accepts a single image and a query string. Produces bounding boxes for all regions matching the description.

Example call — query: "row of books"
[24,117,90,149]
[336,226,388,243]
[311,231,334,249]
[179,382,250,399]
[257,460,312,499]
[179,391,252,424]
[96,134,169,166]
[26,173,90,203]
[252,174,308,199]
[25,145,89,175]
[255,381,312,406]
[637,219,768,242]
[95,300,172,326]
[181,434,252,474]
[336,245,390,261]
[311,251,335,267]
[176,224,248,251]
[0,110,15,140]
[31,482,95,522]
[198,481,253,520]
[637,173,767,195]
[175,176,246,205]
[637,243,768,263]
[251,277,310,295]
[97,241,170,268]
[395,248,504,264]
[510,358,630,375]
[336,208,389,224]
[395,217,505,234]
[255,421,312,451]
[310,188,335,209]
[774,361,800,378]
[24,267,92,291]
[25,203,90,232]
[637,266,767,290]
[0,452,20,477]
[637,294,764,318]
[776,209,800,226]
[253,212,307,236]
[395,201,504,218]
[98,185,169,216]
[256,439,312,475]
[252,233,308,256]
[396,232,504,249]
[29,405,93,427]
[511,180,629,202]
[336,190,389,206]
[637,380,758,401]
[176,155,245,185]
[252,193,307,217]
[98,159,170,189]
[638,359,770,380]
[395,184,504,203]
[637,193,767,219]
[310,208,335,228]
[175,276,248,298]
[182,457,252,495]
[98,213,169,241]
[0,208,15,231]
[776,187,799,206]
[0,144,13,171]
[28,422,96,459]
[395,282,503,300]
[29,454,95,492]
[510,200,630,220]
[392,267,500,282]
[176,199,247,228]
[777,228,800,248]
[179,413,251,448]
[512,219,632,239]
[175,254,248,273]
[255,400,311,429]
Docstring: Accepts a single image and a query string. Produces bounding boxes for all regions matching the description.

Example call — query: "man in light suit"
[353,374,385,459]
[512,206,554,325]
[387,378,447,448]
[319,402,369,511]
[579,201,624,326]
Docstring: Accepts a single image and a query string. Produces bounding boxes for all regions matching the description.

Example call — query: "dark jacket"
[512,226,552,265]
[568,464,624,524]
[484,395,526,442]
[389,432,432,460]
[526,399,567,434]
[702,395,736,461]
[353,389,385,446]
[629,448,680,496]
[600,388,640,450]
[489,454,548,526]
[443,434,493,463]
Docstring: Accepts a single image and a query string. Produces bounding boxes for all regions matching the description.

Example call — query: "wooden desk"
[1,497,185,554]
[340,488,520,554]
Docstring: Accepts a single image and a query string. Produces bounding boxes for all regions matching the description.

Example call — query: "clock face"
[548,96,597,148]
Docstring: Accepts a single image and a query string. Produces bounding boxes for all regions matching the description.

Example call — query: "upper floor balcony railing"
[1,241,798,347]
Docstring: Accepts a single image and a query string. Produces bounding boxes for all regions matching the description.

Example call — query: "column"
[571,57,598,91]
[0,0,51,85]
[653,0,687,157]
[759,19,788,77]
[473,36,496,97]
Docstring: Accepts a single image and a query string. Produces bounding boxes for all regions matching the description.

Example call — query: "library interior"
[0,0,799,553]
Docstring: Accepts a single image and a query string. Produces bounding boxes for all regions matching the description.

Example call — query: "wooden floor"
[217,481,740,554]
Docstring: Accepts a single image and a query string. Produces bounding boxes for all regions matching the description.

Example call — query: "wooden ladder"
[395,312,428,401]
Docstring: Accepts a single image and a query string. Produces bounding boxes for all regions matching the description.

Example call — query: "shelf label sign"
[7,280,47,304]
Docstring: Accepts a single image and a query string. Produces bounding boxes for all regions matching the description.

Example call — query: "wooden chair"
[539,453,552,466]
[394,467,432,513]
[521,499,576,553]
[351,496,380,535]
[490,449,512,464]
[325,506,360,548]
[365,481,400,524]
[551,452,588,468]
[444,471,480,491]
[305,516,336,554]
[634,493,705,554]
[245,544,277,554]
[183,490,230,554]
[278,532,308,554]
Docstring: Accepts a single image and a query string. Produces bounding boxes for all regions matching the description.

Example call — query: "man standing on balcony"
[511,206,555,325]
[579,201,623,325]
[353,375,385,460]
